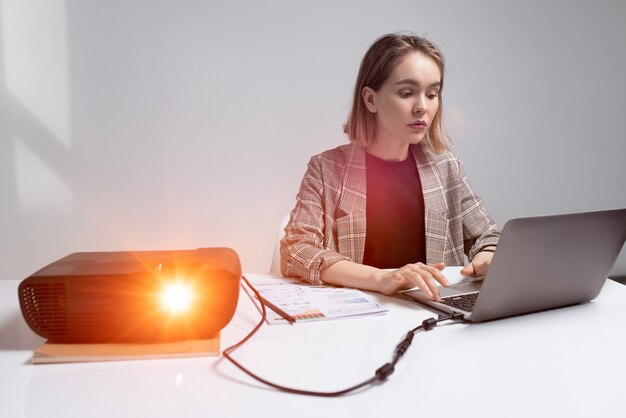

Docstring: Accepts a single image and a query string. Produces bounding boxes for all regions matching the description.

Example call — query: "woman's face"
[363,51,441,158]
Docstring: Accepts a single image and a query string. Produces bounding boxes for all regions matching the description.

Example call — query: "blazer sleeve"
[279,156,350,284]
[455,156,501,260]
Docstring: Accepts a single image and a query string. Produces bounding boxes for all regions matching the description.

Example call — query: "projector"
[18,247,241,343]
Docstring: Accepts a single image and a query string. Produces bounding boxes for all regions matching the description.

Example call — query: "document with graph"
[242,274,389,325]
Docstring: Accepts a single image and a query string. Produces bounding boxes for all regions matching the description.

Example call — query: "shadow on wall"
[0,1,85,280]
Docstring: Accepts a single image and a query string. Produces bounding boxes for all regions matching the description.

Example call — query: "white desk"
[1,275,626,418]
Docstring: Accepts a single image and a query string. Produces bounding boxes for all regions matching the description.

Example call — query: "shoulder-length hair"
[344,33,450,154]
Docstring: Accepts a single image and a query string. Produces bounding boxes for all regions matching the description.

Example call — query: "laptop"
[402,208,626,322]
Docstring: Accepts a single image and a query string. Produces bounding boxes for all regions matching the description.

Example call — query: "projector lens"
[160,281,193,313]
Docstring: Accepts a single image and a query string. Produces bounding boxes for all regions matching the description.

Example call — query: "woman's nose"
[413,96,426,113]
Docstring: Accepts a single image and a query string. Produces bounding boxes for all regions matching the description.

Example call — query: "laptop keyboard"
[440,292,479,312]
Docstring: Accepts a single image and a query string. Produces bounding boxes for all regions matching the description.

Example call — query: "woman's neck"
[365,140,410,162]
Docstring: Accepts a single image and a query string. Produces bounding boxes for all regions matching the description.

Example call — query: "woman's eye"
[427,91,440,99]
[399,90,413,98]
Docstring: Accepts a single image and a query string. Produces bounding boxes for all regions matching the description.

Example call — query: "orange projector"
[18,248,241,343]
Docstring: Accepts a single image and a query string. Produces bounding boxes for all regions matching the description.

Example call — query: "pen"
[257,295,296,324]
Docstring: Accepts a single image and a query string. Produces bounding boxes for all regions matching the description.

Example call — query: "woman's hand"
[461,249,495,279]
[377,262,449,300]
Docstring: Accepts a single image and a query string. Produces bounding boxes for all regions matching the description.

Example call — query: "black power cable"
[222,275,464,397]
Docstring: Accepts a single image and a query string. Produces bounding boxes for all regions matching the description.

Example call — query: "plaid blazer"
[280,142,501,284]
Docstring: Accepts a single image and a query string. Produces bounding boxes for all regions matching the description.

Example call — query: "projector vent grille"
[20,283,68,337]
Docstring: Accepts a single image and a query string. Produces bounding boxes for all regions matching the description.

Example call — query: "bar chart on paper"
[242,274,388,324]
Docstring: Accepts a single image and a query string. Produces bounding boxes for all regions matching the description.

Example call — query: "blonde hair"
[344,33,450,153]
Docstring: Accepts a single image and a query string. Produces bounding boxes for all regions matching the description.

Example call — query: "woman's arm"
[280,156,350,284]
[454,155,500,276]
[321,259,449,300]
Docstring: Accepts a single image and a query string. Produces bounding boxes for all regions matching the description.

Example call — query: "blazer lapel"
[336,143,367,263]
[338,143,367,213]
[411,144,450,264]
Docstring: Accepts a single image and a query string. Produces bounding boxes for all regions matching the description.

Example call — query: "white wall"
[2,0,625,280]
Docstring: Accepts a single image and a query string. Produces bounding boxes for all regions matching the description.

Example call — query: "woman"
[280,33,500,301]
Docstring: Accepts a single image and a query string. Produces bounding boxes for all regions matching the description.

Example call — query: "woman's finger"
[416,269,441,301]
[402,265,440,301]
[421,263,450,287]
[399,268,434,299]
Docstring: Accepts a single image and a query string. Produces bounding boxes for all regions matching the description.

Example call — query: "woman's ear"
[362,87,377,113]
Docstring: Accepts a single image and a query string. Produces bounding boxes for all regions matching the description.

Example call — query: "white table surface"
[1,274,626,418]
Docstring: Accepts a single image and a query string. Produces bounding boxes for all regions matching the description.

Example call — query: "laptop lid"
[404,208,626,322]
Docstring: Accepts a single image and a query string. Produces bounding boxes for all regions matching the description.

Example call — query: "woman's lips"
[408,121,427,130]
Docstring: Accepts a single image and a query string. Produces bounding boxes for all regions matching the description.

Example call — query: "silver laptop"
[403,208,626,322]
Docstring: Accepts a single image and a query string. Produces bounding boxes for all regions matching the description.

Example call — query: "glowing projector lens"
[160,282,193,313]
